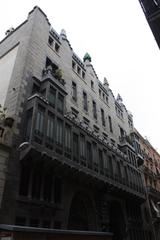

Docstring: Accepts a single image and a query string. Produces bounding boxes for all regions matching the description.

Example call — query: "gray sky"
[1,0,160,151]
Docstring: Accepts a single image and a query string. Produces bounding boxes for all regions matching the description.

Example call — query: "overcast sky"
[0,0,160,152]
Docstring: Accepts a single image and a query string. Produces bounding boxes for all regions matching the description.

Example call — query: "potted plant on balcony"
[54,68,63,80]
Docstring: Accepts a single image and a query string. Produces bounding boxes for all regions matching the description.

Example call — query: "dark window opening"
[55,43,60,52]
[73,133,79,162]
[57,93,64,114]
[109,116,113,133]
[48,87,56,107]
[82,71,85,79]
[93,142,98,172]
[72,81,77,101]
[93,101,97,119]
[46,57,58,73]
[72,60,76,69]
[87,141,92,169]
[46,112,55,145]
[108,156,113,177]
[80,134,86,162]
[56,118,63,147]
[83,91,88,111]
[91,80,94,89]
[99,149,104,174]
[35,105,45,137]
[26,108,33,140]
[65,124,71,155]
[48,36,54,46]
[77,66,81,75]
[101,109,105,126]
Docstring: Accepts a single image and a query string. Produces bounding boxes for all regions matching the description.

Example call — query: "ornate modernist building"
[139,0,160,48]
[0,6,156,240]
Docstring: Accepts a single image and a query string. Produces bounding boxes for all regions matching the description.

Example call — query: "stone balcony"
[42,68,66,86]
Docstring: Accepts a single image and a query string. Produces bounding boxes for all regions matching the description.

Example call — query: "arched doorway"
[109,201,126,240]
[68,192,96,231]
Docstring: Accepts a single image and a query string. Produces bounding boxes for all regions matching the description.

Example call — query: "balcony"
[119,135,134,150]
[42,67,65,86]
[147,186,160,200]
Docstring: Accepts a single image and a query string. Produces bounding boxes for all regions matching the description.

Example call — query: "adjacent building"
[134,129,160,240]
[0,6,157,240]
[139,0,160,48]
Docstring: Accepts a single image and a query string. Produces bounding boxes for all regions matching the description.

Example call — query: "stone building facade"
[0,6,154,240]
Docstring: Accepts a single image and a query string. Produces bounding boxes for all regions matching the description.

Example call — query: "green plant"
[54,69,63,80]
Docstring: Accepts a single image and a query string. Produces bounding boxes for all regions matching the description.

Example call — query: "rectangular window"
[72,82,77,101]
[48,36,54,46]
[56,118,63,146]
[65,124,71,151]
[108,116,113,133]
[48,87,56,107]
[54,177,62,203]
[80,134,85,159]
[35,105,45,136]
[57,93,64,114]
[46,112,55,142]
[101,109,105,126]
[92,101,97,119]
[82,71,85,79]
[91,80,94,89]
[108,156,113,177]
[99,149,104,174]
[55,43,60,52]
[86,142,92,169]
[73,133,79,162]
[83,91,88,111]
[77,66,81,75]
[93,142,98,172]
[26,108,33,140]
[116,160,122,179]
[72,60,76,69]
[103,150,108,176]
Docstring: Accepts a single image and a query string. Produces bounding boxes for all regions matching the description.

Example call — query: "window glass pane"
[56,118,63,146]
[65,124,71,150]
[35,106,45,136]
[48,87,56,107]
[57,93,64,114]
[47,112,55,141]
[80,134,85,158]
